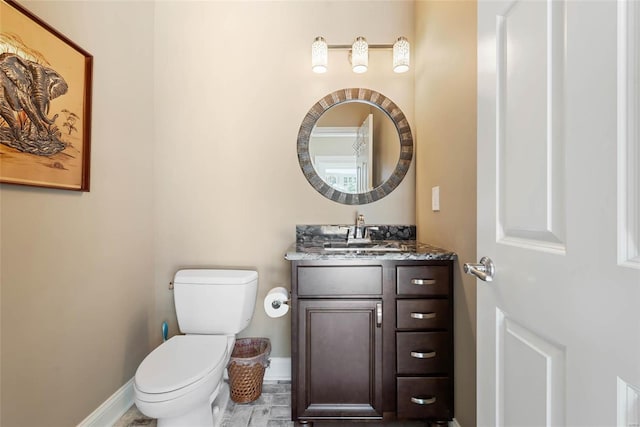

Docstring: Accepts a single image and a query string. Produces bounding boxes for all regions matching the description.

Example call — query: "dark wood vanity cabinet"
[296,299,383,419]
[290,259,454,426]
[394,265,454,422]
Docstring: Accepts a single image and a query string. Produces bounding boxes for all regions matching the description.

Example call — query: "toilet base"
[156,383,229,427]
[211,382,230,427]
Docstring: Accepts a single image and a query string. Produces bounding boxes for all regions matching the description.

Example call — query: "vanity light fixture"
[311,36,410,74]
[393,37,410,73]
[311,36,328,73]
[351,37,368,73]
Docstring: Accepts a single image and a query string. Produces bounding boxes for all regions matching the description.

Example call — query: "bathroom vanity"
[285,226,456,426]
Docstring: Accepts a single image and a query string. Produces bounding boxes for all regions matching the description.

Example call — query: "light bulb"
[393,36,410,73]
[351,36,368,73]
[311,36,328,73]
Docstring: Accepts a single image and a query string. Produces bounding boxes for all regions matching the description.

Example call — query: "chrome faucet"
[355,213,365,239]
[346,213,378,244]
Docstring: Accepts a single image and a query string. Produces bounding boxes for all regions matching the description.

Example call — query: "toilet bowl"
[134,335,233,426]
[133,269,258,427]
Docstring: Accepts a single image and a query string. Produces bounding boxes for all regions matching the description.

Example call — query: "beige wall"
[0,1,481,425]
[152,1,415,357]
[415,1,477,426]
[0,1,155,426]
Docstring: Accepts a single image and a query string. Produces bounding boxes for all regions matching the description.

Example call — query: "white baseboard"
[223,356,291,382]
[264,357,291,381]
[451,418,462,427]
[76,378,134,427]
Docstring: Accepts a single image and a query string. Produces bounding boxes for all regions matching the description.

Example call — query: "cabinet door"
[296,299,383,420]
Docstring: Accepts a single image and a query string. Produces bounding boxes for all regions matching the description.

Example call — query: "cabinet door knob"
[410,312,436,320]
[411,396,437,405]
[411,278,436,285]
[410,351,436,359]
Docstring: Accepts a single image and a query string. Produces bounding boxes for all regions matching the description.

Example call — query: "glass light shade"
[311,36,328,73]
[393,36,410,73]
[351,37,368,73]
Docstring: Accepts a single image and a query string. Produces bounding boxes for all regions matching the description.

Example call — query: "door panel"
[498,310,565,426]
[477,1,640,426]
[618,0,640,268]
[497,0,566,250]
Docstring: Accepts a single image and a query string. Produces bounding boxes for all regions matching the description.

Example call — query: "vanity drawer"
[396,299,450,330]
[396,266,449,296]
[396,332,451,375]
[297,266,382,296]
[397,377,452,420]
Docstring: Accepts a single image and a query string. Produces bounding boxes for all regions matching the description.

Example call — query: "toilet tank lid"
[174,269,258,285]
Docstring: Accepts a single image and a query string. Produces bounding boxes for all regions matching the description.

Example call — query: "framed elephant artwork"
[0,0,92,191]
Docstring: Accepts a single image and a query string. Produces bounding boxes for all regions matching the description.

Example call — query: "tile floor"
[114,381,293,427]
[114,381,433,427]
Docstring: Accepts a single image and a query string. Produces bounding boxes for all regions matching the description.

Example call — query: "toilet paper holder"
[270,298,291,310]
[264,286,291,318]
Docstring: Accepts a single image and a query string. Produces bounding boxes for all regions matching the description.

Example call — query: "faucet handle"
[364,226,379,239]
[338,226,351,240]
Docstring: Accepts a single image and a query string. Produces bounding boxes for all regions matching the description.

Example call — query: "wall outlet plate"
[432,186,440,211]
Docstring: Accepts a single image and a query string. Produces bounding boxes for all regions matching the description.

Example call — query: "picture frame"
[0,0,93,191]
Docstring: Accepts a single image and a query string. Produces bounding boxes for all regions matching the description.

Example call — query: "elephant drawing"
[0,52,68,155]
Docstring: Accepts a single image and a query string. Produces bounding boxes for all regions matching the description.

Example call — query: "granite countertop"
[284,224,457,261]
[285,241,457,261]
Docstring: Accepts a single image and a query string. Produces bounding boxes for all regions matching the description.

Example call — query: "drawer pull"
[410,350,436,359]
[411,396,437,405]
[410,312,436,320]
[411,279,436,285]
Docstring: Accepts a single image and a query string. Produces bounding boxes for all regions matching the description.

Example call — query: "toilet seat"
[134,335,229,402]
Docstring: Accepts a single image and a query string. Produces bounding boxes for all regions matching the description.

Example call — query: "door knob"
[464,257,495,282]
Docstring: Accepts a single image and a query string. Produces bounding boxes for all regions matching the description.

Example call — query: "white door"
[476,1,640,426]
[356,114,374,192]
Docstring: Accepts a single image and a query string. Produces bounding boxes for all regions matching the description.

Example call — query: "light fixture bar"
[311,36,410,73]
[326,44,394,50]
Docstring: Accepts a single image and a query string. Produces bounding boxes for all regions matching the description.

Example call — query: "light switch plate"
[432,186,440,211]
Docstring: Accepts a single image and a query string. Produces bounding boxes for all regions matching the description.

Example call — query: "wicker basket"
[227,338,271,403]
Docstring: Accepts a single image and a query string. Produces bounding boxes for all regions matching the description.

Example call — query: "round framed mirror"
[297,88,413,205]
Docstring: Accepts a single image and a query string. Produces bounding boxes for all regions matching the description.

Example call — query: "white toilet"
[134,269,258,427]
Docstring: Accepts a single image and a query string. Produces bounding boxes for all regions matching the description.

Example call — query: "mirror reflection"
[297,88,413,205]
[309,102,400,194]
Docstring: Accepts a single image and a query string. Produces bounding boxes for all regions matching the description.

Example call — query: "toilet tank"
[173,269,258,334]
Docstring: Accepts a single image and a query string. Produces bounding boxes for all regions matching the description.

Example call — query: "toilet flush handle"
[169,281,174,290]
